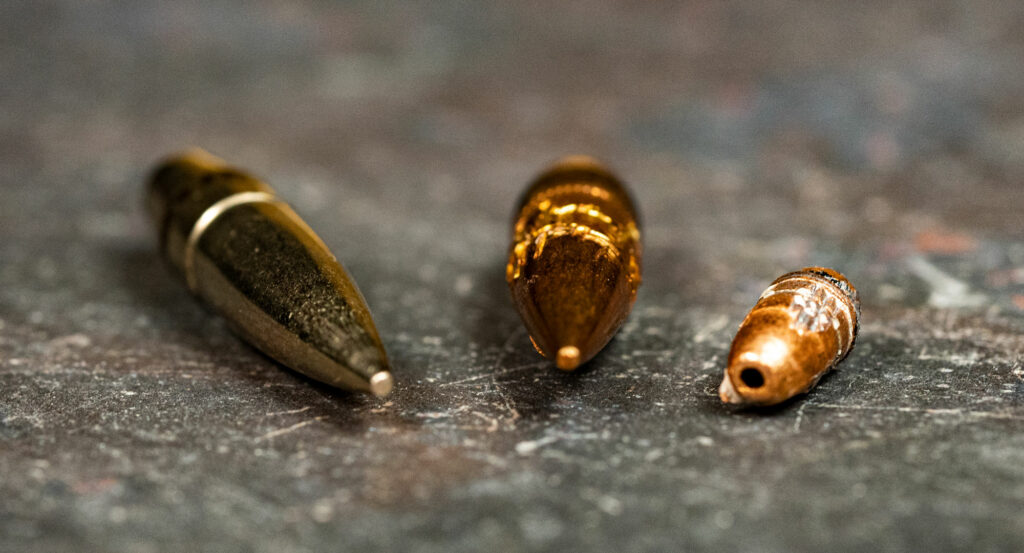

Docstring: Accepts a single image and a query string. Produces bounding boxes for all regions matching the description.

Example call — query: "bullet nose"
[555,346,581,371]
[720,267,861,407]
[148,151,394,396]
[369,371,394,397]
[732,361,776,395]
[738,366,766,389]
[720,360,778,405]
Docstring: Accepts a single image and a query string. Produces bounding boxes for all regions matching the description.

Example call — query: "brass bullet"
[506,156,642,371]
[147,149,393,396]
[719,267,860,406]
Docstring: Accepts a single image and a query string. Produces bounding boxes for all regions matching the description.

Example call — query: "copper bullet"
[506,156,642,371]
[147,149,393,396]
[719,267,860,406]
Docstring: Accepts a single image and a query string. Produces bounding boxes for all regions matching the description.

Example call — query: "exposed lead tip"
[369,371,394,397]
[718,370,742,404]
[555,346,581,371]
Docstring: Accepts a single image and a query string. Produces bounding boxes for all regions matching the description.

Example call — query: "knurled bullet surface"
[720,267,860,406]
[147,149,392,396]
[506,156,642,370]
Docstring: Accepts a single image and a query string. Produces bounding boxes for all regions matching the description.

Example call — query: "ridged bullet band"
[183,191,285,293]
[719,267,861,407]
[506,156,642,371]
[757,274,857,361]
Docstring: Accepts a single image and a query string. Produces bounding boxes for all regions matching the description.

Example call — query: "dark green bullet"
[147,149,393,396]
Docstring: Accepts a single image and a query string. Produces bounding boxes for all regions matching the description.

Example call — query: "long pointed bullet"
[506,156,642,370]
[147,149,392,396]
[719,267,860,406]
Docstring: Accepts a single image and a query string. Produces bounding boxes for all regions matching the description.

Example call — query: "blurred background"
[1,1,1023,552]
[3,1,1024,306]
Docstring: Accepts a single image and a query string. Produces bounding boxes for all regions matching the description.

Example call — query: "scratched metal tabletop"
[2,2,1023,552]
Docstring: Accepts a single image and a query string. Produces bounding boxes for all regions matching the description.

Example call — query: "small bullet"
[506,156,642,370]
[719,267,860,406]
[147,149,392,396]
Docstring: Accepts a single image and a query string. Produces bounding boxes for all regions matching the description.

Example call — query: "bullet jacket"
[719,267,860,407]
[147,149,392,396]
[506,156,642,370]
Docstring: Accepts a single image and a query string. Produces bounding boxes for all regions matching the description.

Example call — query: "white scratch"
[693,314,730,344]
[265,406,311,417]
[48,333,92,348]
[417,405,470,419]
[515,435,559,455]
[255,417,326,442]
[907,255,987,308]
[792,402,808,433]
[917,348,981,367]
[491,330,524,425]
[437,361,546,388]
[471,411,500,433]
[807,403,1023,421]
[2,414,45,429]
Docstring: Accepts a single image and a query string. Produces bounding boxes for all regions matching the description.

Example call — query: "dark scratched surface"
[2,2,1024,552]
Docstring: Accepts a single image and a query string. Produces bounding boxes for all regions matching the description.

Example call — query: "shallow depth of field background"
[1,2,1023,552]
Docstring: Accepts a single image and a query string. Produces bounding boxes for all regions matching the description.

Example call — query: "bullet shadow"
[497,367,593,421]
[454,256,594,420]
[462,254,527,358]
[101,241,207,332]
[711,369,841,417]
[100,241,388,427]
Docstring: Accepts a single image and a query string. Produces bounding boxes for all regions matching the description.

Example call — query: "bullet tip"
[555,346,581,371]
[718,370,742,404]
[369,371,394,397]
[553,154,605,170]
[171,147,226,169]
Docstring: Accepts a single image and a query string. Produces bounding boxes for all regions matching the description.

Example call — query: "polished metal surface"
[720,267,860,406]
[5,2,1024,551]
[148,150,392,396]
[507,156,642,370]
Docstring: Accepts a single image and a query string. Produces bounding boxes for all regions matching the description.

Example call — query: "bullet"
[506,156,642,370]
[719,267,860,406]
[147,149,392,396]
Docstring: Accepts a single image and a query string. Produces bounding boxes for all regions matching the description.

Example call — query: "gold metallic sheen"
[506,156,642,370]
[147,149,392,396]
[719,267,861,407]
